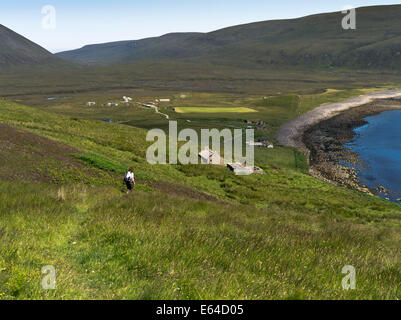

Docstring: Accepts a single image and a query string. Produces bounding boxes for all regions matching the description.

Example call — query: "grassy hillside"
[1,97,401,299]
[57,33,202,65]
[0,25,65,68]
[4,6,401,96]
[57,5,401,70]
[2,5,401,97]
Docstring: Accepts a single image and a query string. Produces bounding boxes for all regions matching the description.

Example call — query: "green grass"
[71,153,127,174]
[294,149,309,173]
[1,93,401,300]
[1,179,401,299]
[174,107,257,113]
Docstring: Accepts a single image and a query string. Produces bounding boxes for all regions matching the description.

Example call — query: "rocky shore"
[303,100,401,194]
[276,90,401,196]
[276,90,401,151]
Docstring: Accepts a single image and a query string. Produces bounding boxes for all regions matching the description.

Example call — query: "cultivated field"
[174,107,257,113]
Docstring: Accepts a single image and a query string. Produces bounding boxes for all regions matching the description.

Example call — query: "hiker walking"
[124,167,135,194]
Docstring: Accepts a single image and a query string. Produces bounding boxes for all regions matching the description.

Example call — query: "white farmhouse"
[122,96,132,103]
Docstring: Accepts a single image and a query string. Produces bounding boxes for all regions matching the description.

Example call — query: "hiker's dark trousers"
[126,181,134,191]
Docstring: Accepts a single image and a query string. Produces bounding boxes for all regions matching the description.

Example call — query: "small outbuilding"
[246,141,264,147]
[198,148,225,165]
[227,163,254,175]
[122,96,132,103]
[227,163,264,175]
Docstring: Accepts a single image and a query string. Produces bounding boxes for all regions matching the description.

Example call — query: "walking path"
[151,105,169,119]
[137,102,170,119]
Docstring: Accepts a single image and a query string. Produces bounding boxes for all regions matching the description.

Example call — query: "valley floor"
[0,93,401,300]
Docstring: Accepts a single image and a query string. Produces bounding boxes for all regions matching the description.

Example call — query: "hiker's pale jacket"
[125,171,134,181]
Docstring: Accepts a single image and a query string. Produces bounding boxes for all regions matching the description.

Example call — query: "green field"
[174,107,257,114]
[1,88,401,300]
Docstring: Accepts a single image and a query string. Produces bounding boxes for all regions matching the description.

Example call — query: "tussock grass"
[71,153,127,174]
[1,97,401,300]
[1,182,401,299]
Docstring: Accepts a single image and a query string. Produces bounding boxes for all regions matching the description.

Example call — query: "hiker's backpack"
[124,173,131,183]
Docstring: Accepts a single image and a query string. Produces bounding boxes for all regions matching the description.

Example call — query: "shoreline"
[276,90,401,152]
[276,89,401,196]
[303,101,401,197]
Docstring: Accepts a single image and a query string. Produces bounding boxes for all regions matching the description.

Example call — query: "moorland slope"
[58,5,401,70]
[0,98,401,299]
[0,25,64,67]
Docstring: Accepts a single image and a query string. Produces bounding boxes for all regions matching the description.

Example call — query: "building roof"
[198,148,224,165]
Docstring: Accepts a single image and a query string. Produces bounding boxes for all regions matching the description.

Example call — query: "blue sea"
[345,110,401,202]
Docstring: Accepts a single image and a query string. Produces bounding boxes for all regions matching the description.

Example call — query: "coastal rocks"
[276,90,401,150]
[377,185,389,194]
[326,164,372,194]
[302,99,401,197]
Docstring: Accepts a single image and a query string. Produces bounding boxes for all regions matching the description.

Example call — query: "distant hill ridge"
[0,24,63,67]
[56,5,401,69]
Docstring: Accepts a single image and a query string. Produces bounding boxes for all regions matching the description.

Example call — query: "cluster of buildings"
[85,97,171,109]
[85,101,119,107]
[85,96,134,108]
[198,147,264,176]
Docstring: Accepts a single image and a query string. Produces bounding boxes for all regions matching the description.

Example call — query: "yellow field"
[323,89,342,94]
[174,107,257,113]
